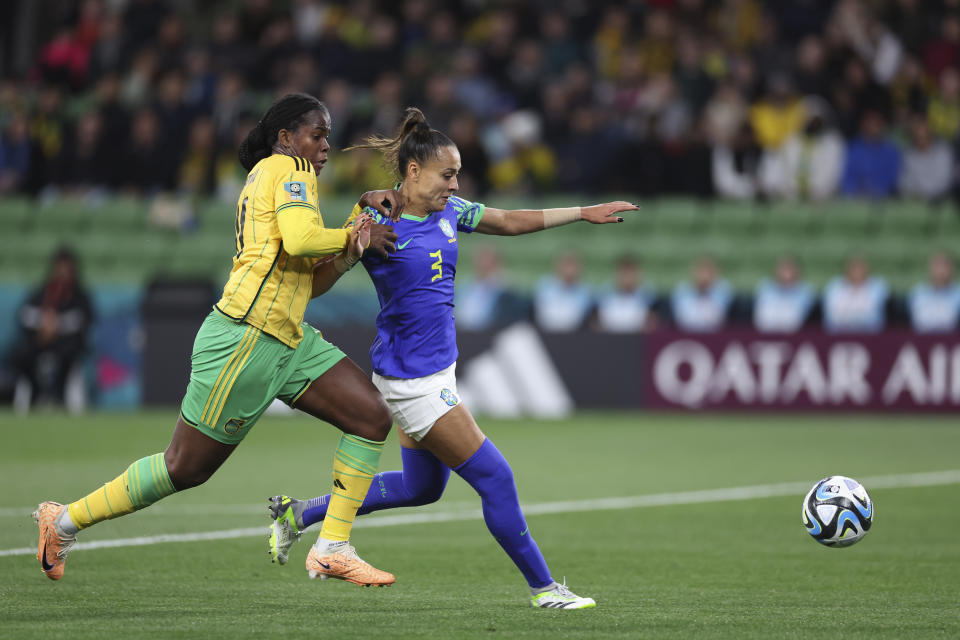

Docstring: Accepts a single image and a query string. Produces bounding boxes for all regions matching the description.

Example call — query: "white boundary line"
[2,469,958,558]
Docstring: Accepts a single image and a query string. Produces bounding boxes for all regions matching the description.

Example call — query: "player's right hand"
[367,223,398,258]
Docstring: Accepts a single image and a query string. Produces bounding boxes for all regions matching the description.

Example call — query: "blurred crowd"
[458,248,960,334]
[4,0,960,203]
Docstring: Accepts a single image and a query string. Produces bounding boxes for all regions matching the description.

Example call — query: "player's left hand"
[346,213,373,262]
[580,201,638,224]
[359,188,404,222]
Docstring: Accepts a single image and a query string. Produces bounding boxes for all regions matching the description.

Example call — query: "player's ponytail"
[238,93,327,171]
[346,107,454,179]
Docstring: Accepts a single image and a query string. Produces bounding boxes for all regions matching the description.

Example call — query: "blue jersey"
[347,196,485,378]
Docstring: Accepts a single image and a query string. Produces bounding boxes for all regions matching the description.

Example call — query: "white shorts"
[372,363,460,441]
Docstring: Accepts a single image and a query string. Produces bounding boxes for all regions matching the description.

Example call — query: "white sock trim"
[57,508,80,536]
[313,537,348,553]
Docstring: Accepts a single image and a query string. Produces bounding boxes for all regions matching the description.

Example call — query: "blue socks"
[300,446,449,528]
[299,438,554,589]
[454,439,554,589]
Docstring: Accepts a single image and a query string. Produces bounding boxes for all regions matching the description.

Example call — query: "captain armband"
[542,207,581,229]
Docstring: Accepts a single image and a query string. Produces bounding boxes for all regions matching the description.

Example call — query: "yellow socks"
[66,453,177,531]
[318,434,384,542]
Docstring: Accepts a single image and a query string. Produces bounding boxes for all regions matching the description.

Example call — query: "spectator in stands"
[12,0,960,203]
[533,252,593,332]
[823,255,889,333]
[793,35,831,99]
[489,110,558,194]
[120,108,172,193]
[909,251,960,334]
[556,105,616,193]
[748,74,806,150]
[11,247,93,410]
[448,112,490,196]
[927,66,960,142]
[93,73,129,156]
[712,121,767,200]
[596,256,656,333]
[120,46,159,107]
[922,14,960,81]
[671,256,733,332]
[762,100,845,201]
[753,256,816,333]
[899,116,953,202]
[840,109,900,198]
[0,112,33,194]
[177,116,217,196]
[456,246,523,330]
[539,11,581,77]
[53,110,108,196]
[29,86,67,187]
[703,82,747,148]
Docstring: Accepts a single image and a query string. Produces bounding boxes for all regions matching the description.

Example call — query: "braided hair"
[238,93,328,171]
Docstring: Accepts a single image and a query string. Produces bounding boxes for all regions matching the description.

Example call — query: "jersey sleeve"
[449,195,485,233]
[342,203,388,228]
[274,156,319,216]
[274,156,349,257]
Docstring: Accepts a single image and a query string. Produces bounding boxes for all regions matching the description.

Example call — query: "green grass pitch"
[1,411,959,639]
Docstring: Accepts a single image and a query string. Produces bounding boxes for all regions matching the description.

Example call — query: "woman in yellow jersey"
[33,94,402,587]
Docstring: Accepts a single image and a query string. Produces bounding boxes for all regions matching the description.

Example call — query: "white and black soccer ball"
[802,475,873,547]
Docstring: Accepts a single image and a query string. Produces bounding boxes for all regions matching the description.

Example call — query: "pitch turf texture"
[1,412,958,639]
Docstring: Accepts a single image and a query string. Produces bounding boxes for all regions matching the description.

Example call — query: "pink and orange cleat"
[32,501,76,581]
[305,544,395,587]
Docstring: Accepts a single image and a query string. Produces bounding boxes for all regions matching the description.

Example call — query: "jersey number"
[235,197,248,258]
[430,250,442,282]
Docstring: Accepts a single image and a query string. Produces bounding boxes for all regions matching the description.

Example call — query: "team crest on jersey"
[284,181,306,202]
[438,218,455,239]
[440,388,459,406]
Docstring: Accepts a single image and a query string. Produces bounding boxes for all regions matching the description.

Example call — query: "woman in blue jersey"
[269,108,636,608]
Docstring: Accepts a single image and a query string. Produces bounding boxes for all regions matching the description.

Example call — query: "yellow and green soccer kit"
[181,153,350,445]
[65,154,386,542]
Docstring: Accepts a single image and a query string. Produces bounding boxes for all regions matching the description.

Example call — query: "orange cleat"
[305,544,395,587]
[32,502,77,581]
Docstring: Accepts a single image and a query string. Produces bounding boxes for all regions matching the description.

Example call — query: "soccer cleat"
[305,544,395,587]
[530,580,596,609]
[267,495,302,565]
[33,501,77,581]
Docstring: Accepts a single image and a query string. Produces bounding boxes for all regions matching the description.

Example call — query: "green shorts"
[180,310,345,444]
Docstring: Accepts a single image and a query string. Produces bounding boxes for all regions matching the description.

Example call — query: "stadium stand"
[0,196,952,292]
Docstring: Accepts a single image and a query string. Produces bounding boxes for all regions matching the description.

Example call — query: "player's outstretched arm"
[310,214,373,298]
[474,201,638,236]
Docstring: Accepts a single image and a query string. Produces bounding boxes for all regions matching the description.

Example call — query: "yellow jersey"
[215,154,349,348]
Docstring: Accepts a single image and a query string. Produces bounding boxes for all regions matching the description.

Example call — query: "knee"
[409,478,447,506]
[163,448,215,490]
[351,399,392,442]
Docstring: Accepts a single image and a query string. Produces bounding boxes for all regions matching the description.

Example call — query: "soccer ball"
[802,475,873,547]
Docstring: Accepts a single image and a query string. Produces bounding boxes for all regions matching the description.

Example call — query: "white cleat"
[530,580,596,609]
[267,495,301,565]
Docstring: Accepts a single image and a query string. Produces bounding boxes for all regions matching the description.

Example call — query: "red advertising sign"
[645,331,960,411]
